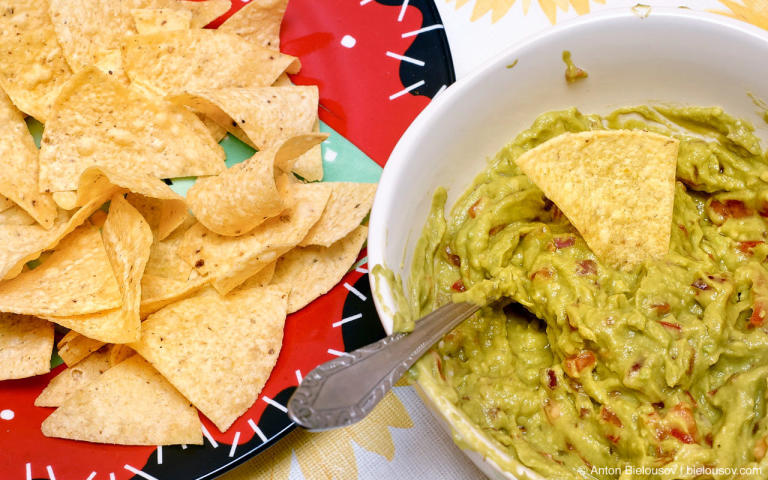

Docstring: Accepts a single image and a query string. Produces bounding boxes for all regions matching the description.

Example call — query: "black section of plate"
[132,387,296,480]
[341,273,387,351]
[374,0,456,98]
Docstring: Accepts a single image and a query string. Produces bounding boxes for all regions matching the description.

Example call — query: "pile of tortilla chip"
[0,0,377,445]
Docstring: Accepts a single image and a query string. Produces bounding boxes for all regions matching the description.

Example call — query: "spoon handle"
[287,302,480,431]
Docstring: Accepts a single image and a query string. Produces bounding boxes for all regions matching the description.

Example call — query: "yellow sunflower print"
[222,390,413,480]
[713,0,768,30]
[446,0,606,25]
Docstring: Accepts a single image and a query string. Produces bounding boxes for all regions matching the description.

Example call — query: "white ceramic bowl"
[367,7,768,480]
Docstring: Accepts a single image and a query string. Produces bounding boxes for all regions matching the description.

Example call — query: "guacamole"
[408,106,768,479]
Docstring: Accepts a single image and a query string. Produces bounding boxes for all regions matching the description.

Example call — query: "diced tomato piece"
[489,225,505,236]
[606,434,620,444]
[666,403,699,444]
[600,407,623,427]
[546,369,557,389]
[530,268,552,281]
[705,433,714,447]
[652,303,671,315]
[553,237,575,249]
[739,241,764,254]
[750,301,767,327]
[669,428,696,444]
[563,350,596,377]
[451,280,466,292]
[659,321,682,332]
[710,199,753,222]
[577,260,597,275]
[444,245,461,267]
[468,199,482,218]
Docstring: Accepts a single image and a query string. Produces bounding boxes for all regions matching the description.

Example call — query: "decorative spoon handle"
[287,302,480,431]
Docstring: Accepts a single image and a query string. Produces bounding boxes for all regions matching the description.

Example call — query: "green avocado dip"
[406,106,768,479]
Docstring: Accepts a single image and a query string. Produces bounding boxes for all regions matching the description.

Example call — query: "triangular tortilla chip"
[39,68,225,193]
[41,355,203,445]
[198,113,228,142]
[0,224,122,316]
[515,130,679,267]
[0,88,57,228]
[178,0,232,28]
[57,331,106,367]
[219,0,287,50]
[44,195,152,342]
[0,194,12,212]
[187,134,325,236]
[49,0,231,74]
[0,192,111,281]
[235,261,276,291]
[0,206,36,226]
[122,29,299,97]
[131,8,192,34]
[179,182,331,294]
[0,0,72,121]
[170,86,318,150]
[35,347,111,407]
[126,193,187,242]
[300,183,377,247]
[292,120,324,182]
[274,225,368,312]
[140,272,209,318]
[130,285,288,431]
[0,313,53,380]
[108,344,134,366]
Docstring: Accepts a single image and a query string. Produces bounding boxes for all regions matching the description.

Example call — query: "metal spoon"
[286,302,480,431]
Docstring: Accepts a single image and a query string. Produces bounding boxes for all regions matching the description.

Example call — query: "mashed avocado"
[409,106,768,479]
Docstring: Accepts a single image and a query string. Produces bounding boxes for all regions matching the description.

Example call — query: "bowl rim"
[366,6,768,479]
[367,5,768,336]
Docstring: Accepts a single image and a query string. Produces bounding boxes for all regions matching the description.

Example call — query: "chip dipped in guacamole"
[405,106,768,479]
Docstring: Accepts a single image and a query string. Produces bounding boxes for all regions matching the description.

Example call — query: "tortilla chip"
[292,120,323,181]
[515,130,678,267]
[39,68,225,193]
[219,0,287,50]
[49,0,231,74]
[0,193,110,281]
[178,0,232,28]
[89,209,108,228]
[0,313,53,380]
[187,135,325,236]
[0,206,36,226]
[300,183,376,247]
[131,8,192,34]
[179,182,331,294]
[126,193,187,242]
[0,88,57,228]
[108,344,134,366]
[130,285,288,431]
[41,355,203,445]
[0,194,12,212]
[144,217,196,281]
[0,224,121,316]
[45,195,152,342]
[122,30,299,97]
[57,331,106,367]
[140,272,208,318]
[198,113,228,142]
[35,347,111,407]
[236,261,276,291]
[170,86,318,151]
[272,73,292,87]
[274,225,368,312]
[0,0,72,121]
